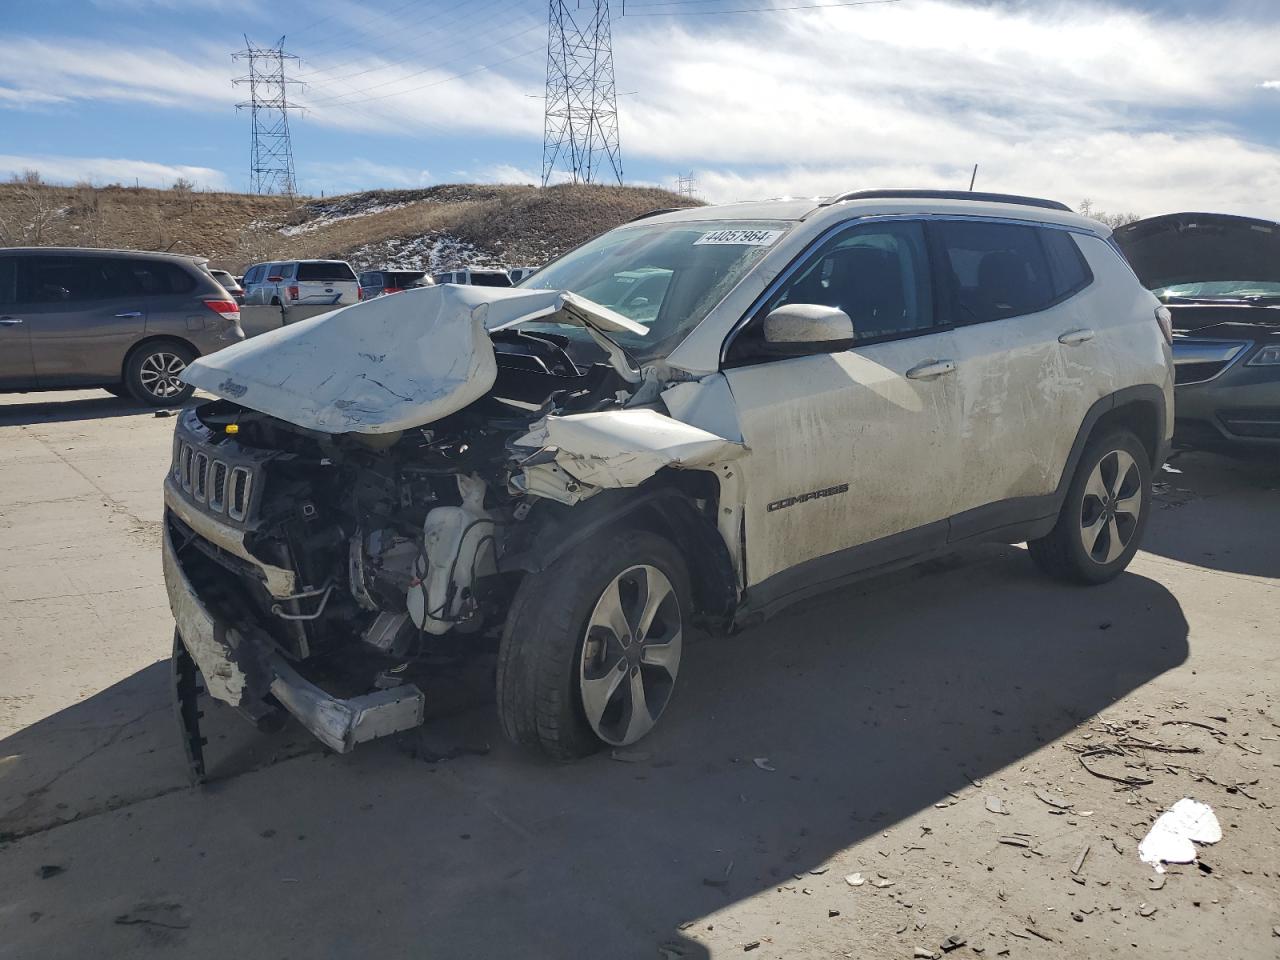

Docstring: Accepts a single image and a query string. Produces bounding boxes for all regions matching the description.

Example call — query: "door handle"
[115,311,143,319]
[1058,328,1095,346]
[0,317,23,326]
[906,359,956,381]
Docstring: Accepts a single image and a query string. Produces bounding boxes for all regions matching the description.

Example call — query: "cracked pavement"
[1,390,1278,960]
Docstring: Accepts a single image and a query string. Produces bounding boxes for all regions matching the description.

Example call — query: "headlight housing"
[1247,344,1280,366]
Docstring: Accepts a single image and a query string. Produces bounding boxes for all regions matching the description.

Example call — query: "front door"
[22,254,147,386]
[0,256,35,388]
[722,219,961,601]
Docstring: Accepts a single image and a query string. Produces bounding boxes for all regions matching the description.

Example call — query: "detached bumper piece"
[163,523,425,775]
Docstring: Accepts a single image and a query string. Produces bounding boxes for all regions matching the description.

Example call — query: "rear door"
[23,254,147,386]
[294,261,358,304]
[930,219,1106,536]
[0,255,35,388]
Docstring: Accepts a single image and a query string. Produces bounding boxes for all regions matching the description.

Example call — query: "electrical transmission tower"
[541,1,623,186]
[233,36,302,195]
[676,173,697,199]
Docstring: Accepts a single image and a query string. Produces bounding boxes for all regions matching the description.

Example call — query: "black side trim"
[738,520,947,621]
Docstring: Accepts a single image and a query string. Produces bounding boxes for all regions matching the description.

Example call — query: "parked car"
[1113,212,1280,453]
[357,269,430,300]
[508,266,540,284]
[162,190,1171,779]
[0,247,243,406]
[433,267,513,288]
[241,260,359,307]
[208,268,244,303]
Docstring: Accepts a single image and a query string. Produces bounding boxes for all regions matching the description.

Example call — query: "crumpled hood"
[181,284,647,435]
[1113,212,1280,291]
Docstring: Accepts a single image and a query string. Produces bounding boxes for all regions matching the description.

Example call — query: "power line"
[621,0,900,15]
[232,36,303,196]
[303,22,544,106]
[296,45,543,109]
[542,0,623,186]
[296,0,522,80]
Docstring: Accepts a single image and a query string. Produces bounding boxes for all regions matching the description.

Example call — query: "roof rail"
[822,189,1072,213]
[626,207,681,223]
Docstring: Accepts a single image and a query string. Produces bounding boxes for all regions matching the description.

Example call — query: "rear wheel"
[496,528,690,760]
[1028,428,1151,584]
[125,341,195,406]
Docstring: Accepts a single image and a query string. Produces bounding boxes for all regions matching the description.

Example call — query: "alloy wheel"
[578,564,683,746]
[139,351,188,399]
[1079,449,1143,565]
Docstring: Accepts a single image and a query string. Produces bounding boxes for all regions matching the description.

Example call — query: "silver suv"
[241,259,359,307]
[162,190,1172,777]
[0,248,244,405]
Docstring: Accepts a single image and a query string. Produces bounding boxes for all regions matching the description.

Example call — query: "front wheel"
[496,528,690,760]
[1028,428,1151,584]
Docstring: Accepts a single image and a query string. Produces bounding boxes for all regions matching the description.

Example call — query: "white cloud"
[297,158,433,193]
[6,1,1280,217]
[0,154,229,190]
[0,38,233,111]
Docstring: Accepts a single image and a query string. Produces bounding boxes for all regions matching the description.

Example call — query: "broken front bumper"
[162,519,425,753]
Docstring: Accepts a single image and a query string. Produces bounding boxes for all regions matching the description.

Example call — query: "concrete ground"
[0,389,1277,960]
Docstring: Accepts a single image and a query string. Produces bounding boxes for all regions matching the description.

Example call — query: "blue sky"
[2,0,1279,216]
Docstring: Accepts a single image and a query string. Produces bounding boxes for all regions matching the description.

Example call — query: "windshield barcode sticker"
[694,229,784,247]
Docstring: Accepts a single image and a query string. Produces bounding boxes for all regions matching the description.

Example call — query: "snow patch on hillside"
[348,232,509,273]
[279,200,414,236]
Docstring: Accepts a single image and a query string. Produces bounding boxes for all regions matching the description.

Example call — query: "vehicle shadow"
[0,393,197,426]
[1143,449,1280,577]
[0,546,1189,959]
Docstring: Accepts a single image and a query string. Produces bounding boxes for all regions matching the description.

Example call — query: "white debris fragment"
[844,873,865,887]
[752,757,775,772]
[1138,798,1222,873]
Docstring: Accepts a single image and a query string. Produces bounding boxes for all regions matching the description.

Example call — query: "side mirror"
[762,303,854,356]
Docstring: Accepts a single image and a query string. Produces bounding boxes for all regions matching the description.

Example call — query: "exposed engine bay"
[162,285,745,776]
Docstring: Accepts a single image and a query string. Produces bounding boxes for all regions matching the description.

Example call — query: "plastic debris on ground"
[1138,798,1222,873]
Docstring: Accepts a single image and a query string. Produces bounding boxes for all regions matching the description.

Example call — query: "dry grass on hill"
[0,177,699,274]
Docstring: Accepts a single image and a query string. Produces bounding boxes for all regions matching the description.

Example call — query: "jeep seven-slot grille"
[173,440,253,521]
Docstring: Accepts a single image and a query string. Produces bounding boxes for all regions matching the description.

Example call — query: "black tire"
[496,528,691,761]
[1028,428,1151,585]
[125,340,195,406]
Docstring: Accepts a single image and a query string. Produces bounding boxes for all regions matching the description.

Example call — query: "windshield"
[1155,280,1280,300]
[517,219,790,360]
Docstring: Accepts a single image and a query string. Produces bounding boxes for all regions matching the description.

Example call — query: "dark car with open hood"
[1114,212,1280,453]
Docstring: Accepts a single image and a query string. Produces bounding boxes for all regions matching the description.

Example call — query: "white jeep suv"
[162,190,1173,776]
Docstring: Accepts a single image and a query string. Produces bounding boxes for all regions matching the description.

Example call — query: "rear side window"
[932,220,1056,323]
[125,260,197,295]
[1041,229,1094,299]
[0,258,16,304]
[358,272,378,286]
[21,256,104,303]
[469,271,513,288]
[297,262,356,282]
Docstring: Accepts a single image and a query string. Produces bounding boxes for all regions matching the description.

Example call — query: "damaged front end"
[162,285,744,772]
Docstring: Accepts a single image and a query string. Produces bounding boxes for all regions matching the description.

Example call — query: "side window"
[0,258,16,304]
[1041,228,1093,299]
[932,220,1056,323]
[245,265,263,285]
[762,220,936,342]
[21,256,103,303]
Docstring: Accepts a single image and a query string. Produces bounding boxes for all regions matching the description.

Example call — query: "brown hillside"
[0,179,699,275]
